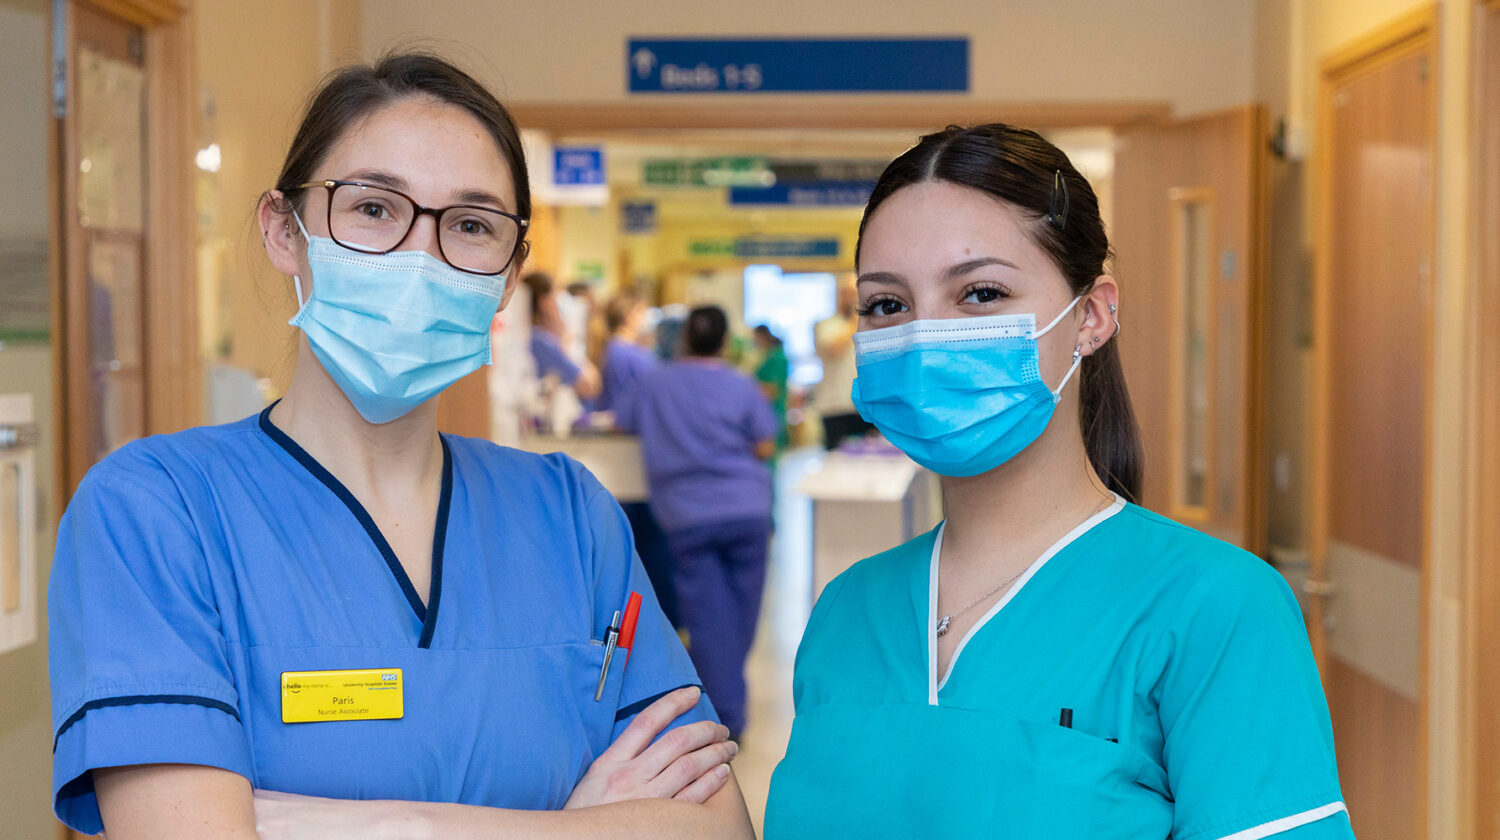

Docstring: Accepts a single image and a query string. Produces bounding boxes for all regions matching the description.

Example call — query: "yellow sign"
[280,668,403,724]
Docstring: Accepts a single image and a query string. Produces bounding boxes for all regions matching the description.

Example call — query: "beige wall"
[0,1,61,837]
[360,0,1254,116]
[196,0,363,395]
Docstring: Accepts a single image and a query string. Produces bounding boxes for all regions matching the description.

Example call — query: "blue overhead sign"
[553,146,605,186]
[729,180,876,207]
[621,200,658,234]
[627,38,969,93]
[688,237,841,258]
[736,238,840,259]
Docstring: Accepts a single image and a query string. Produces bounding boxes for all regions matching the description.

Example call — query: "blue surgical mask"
[850,298,1083,477]
[288,213,507,424]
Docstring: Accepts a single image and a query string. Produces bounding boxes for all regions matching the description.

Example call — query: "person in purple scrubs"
[596,291,657,414]
[524,271,601,400]
[596,290,679,626]
[616,305,778,738]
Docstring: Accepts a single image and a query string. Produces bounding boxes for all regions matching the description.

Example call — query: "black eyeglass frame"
[293,179,529,277]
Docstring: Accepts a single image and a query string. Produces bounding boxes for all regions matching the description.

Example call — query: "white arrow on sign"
[632,48,657,79]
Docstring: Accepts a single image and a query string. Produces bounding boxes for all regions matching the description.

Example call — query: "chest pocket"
[237,641,624,809]
[767,703,1169,840]
[1002,719,1170,838]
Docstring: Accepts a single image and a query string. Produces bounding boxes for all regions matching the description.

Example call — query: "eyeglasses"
[294,180,528,276]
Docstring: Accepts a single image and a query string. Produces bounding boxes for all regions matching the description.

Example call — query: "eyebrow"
[342,169,513,213]
[856,257,1021,287]
[945,257,1021,276]
[856,271,903,286]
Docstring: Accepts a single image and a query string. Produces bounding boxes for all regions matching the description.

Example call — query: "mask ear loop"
[289,209,310,309]
[1051,344,1084,403]
[1032,295,1083,338]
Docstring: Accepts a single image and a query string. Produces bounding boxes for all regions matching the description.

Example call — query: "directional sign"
[621,200,657,234]
[553,146,605,186]
[643,156,771,187]
[689,237,841,259]
[627,38,969,93]
[729,180,875,207]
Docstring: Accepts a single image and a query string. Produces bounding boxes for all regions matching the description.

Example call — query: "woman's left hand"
[253,789,414,840]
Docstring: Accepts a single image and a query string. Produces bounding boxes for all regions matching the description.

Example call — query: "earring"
[1091,336,1101,345]
[1073,344,1082,361]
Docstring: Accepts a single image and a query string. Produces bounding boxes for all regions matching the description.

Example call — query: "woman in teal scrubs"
[765,124,1354,839]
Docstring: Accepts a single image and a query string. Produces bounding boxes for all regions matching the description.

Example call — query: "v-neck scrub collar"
[927,494,1126,703]
[258,403,454,648]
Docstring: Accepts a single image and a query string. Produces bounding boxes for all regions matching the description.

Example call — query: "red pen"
[618,592,643,666]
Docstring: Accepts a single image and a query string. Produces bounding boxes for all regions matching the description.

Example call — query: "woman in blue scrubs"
[48,53,752,839]
[765,124,1354,839]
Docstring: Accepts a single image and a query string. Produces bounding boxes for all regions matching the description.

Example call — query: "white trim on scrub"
[926,494,1126,703]
[1215,801,1349,840]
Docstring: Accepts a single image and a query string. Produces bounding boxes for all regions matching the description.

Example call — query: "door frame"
[1309,5,1439,836]
[53,0,198,498]
[1471,3,1500,835]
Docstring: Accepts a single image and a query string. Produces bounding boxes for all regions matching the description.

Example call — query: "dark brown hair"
[684,305,728,357]
[270,51,530,266]
[856,123,1143,500]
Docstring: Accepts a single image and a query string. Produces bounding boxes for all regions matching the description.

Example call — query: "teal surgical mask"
[850,298,1082,477]
[288,213,507,424]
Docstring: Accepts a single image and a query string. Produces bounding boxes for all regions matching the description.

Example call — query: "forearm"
[355,778,752,840]
[95,764,260,840]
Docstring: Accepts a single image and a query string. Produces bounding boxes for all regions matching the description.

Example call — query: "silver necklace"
[936,566,1027,637]
[936,494,1115,638]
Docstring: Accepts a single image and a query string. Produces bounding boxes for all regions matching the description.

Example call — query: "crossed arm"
[94,688,753,840]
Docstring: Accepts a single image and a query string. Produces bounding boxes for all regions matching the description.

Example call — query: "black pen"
[1059,708,1073,729]
[594,610,622,701]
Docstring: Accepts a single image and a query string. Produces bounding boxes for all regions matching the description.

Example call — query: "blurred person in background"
[814,276,873,448]
[524,270,601,404]
[560,279,598,363]
[616,306,778,739]
[595,290,656,415]
[595,290,679,627]
[653,304,688,362]
[752,324,790,454]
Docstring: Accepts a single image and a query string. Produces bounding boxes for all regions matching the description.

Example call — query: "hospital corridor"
[2,1,1500,838]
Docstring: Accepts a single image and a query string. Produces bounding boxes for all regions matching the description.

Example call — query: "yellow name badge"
[280,668,404,724]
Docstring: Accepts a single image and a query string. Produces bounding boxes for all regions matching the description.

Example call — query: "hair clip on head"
[1044,170,1069,231]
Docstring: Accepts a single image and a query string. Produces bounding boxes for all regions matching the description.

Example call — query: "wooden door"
[56,0,197,496]
[1473,3,1500,837]
[1309,12,1436,840]
[1112,105,1268,553]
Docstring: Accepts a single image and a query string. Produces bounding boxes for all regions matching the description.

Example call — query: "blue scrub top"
[765,500,1354,840]
[48,407,715,835]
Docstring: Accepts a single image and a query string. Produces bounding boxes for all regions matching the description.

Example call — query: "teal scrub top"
[765,499,1354,840]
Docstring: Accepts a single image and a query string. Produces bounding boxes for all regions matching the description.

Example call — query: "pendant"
[936,615,951,637]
